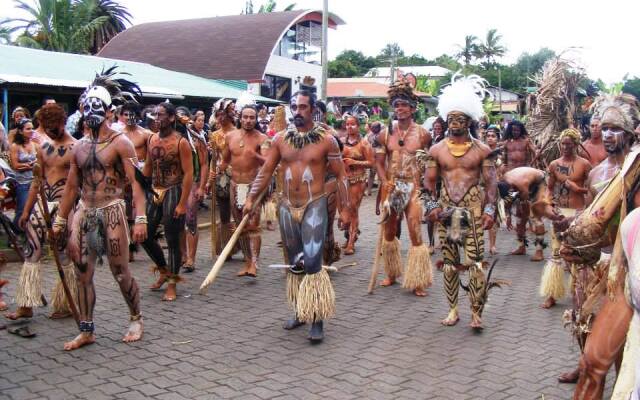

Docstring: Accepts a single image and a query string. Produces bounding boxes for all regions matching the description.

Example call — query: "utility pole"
[498,66,502,115]
[320,0,329,101]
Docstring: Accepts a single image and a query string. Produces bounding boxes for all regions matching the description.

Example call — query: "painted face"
[602,124,625,153]
[82,96,108,130]
[122,110,137,126]
[155,105,174,130]
[392,99,414,121]
[590,119,602,139]
[290,94,313,128]
[560,136,577,156]
[485,130,498,147]
[447,111,470,137]
[345,116,359,135]
[240,108,257,131]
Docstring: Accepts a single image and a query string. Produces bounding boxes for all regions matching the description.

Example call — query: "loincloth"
[77,199,128,263]
[347,172,367,185]
[152,184,180,206]
[215,167,231,199]
[564,252,611,344]
[438,185,484,266]
[231,181,251,209]
[281,193,327,224]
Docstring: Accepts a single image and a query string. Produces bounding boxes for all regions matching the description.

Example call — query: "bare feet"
[558,367,580,383]
[490,247,497,255]
[245,263,257,278]
[49,311,72,320]
[266,221,276,231]
[237,264,249,277]
[123,319,144,343]
[530,250,544,262]
[380,277,396,287]
[162,283,177,301]
[511,246,526,255]
[413,288,427,297]
[63,332,95,351]
[150,271,168,290]
[343,245,355,255]
[5,306,33,320]
[541,297,556,309]
[0,300,6,312]
[441,309,460,326]
[470,313,483,330]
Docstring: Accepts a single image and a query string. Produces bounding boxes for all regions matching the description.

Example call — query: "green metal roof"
[0,45,275,102]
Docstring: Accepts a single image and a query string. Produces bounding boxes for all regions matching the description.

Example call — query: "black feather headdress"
[84,65,142,107]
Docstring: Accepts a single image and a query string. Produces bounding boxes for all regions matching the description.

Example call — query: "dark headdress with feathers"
[387,79,419,107]
[83,65,142,108]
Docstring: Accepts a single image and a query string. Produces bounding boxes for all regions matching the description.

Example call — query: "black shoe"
[283,317,305,330]
[308,321,324,343]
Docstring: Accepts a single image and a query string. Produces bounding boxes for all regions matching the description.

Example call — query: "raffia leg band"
[402,243,433,290]
[539,257,566,299]
[295,269,335,323]
[443,264,460,310]
[468,263,487,318]
[50,263,78,314]
[16,261,42,308]
[382,238,402,280]
[262,200,277,222]
[286,271,304,310]
[534,235,547,251]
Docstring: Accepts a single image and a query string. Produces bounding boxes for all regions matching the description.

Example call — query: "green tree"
[476,28,506,66]
[455,35,479,66]
[328,58,359,78]
[242,0,296,14]
[623,76,640,100]
[0,0,132,54]
[377,42,404,61]
[329,50,375,76]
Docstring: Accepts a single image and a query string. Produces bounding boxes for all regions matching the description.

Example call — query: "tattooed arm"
[52,151,79,238]
[18,146,44,230]
[374,130,388,187]
[119,138,147,243]
[424,148,442,222]
[481,151,498,230]
[175,138,194,218]
[242,135,282,216]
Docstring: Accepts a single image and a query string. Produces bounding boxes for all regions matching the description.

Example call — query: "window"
[274,21,322,64]
[261,75,291,102]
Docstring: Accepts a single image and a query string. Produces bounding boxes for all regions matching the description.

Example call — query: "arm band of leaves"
[53,215,67,229]
[135,215,148,225]
[425,200,441,214]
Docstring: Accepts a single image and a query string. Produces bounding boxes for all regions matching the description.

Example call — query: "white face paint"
[602,125,625,153]
[83,96,107,130]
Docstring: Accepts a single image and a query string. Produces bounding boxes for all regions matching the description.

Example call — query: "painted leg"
[442,264,460,326]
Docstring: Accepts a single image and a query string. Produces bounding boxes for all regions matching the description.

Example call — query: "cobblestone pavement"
[0,195,615,399]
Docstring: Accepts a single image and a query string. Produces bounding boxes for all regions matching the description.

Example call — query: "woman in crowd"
[341,115,374,255]
[9,118,37,231]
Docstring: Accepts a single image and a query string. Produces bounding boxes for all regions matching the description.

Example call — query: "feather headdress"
[437,72,487,122]
[235,91,257,110]
[212,98,235,114]
[83,65,141,108]
[387,79,419,107]
[590,93,640,134]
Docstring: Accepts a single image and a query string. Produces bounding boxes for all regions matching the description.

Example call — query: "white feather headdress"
[235,91,257,110]
[590,93,640,134]
[437,72,487,122]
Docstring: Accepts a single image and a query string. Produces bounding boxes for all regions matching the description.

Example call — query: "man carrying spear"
[241,88,352,342]
[5,103,78,321]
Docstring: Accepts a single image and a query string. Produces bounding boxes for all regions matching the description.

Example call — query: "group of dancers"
[0,65,639,399]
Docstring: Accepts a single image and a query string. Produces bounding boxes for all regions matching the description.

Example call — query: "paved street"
[0,195,614,399]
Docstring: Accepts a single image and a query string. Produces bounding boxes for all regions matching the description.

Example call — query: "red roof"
[328,79,430,99]
[98,10,342,82]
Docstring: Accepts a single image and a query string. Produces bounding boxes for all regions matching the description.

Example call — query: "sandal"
[8,325,36,338]
[182,263,195,273]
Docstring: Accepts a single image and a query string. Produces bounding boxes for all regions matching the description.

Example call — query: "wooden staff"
[199,188,266,294]
[367,224,384,294]
[210,178,217,258]
[33,164,80,327]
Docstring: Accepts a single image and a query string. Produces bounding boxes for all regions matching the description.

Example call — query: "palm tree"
[0,0,131,54]
[455,35,479,66]
[477,28,506,66]
[242,0,296,14]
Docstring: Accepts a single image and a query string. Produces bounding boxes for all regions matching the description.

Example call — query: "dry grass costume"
[375,80,433,295]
